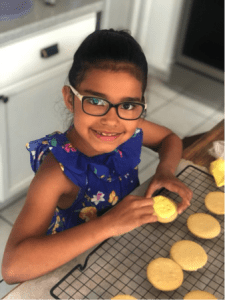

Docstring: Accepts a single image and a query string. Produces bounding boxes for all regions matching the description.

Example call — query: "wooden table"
[182,120,224,169]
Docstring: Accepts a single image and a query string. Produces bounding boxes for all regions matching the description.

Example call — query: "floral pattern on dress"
[91,191,105,205]
[62,143,77,153]
[132,128,141,137]
[59,163,64,172]
[114,149,123,158]
[48,208,66,234]
[108,190,118,205]
[50,138,57,147]
[79,207,97,222]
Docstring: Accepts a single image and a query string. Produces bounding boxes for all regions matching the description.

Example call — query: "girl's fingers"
[145,177,193,215]
[145,182,161,198]
[147,214,158,223]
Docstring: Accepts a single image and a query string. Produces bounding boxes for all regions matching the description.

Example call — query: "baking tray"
[50,165,224,299]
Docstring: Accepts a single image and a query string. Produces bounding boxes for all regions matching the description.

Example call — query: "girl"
[2,29,192,284]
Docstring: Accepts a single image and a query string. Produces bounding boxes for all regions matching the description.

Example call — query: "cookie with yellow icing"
[153,195,178,223]
[147,257,183,291]
[111,295,137,299]
[205,191,224,215]
[187,213,221,239]
[170,240,207,271]
[209,157,224,187]
[184,290,217,299]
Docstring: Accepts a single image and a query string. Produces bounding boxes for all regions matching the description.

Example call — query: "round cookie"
[147,257,183,291]
[184,290,217,299]
[153,195,178,223]
[111,295,137,300]
[205,191,224,215]
[170,240,207,271]
[187,213,221,239]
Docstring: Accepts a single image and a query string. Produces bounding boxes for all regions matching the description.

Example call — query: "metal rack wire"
[50,166,224,299]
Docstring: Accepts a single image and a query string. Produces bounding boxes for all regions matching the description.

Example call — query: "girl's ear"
[62,86,74,112]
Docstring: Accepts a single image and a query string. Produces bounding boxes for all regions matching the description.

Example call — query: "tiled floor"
[0,64,224,298]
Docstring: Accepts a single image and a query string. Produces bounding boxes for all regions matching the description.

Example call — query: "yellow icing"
[209,157,224,187]
[153,195,176,218]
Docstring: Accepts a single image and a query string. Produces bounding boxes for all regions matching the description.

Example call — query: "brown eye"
[121,103,136,110]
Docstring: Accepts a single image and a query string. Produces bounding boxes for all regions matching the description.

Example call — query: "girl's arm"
[2,153,156,284]
[139,120,193,213]
[2,152,108,284]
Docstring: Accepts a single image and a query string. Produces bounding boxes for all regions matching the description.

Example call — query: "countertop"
[0,0,104,46]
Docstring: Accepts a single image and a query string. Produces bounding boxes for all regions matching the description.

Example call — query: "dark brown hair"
[68,29,148,95]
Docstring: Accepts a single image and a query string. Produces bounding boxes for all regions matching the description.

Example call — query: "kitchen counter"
[3,121,224,299]
[0,0,103,46]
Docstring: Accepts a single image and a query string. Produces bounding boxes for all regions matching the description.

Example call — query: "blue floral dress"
[26,126,143,235]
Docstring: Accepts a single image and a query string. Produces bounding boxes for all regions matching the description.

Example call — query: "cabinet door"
[0,62,72,204]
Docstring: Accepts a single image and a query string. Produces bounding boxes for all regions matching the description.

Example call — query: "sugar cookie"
[209,157,224,187]
[147,257,183,291]
[170,240,207,271]
[111,295,137,300]
[187,213,221,239]
[153,195,178,223]
[184,290,217,299]
[205,191,224,215]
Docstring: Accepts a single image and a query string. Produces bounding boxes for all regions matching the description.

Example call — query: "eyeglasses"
[68,85,147,120]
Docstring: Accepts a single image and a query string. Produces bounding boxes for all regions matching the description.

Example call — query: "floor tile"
[0,218,12,280]
[0,196,26,225]
[146,92,170,115]
[181,75,224,110]
[0,280,18,299]
[145,101,207,138]
[187,112,224,136]
[147,76,180,100]
[165,64,200,92]
[172,93,222,118]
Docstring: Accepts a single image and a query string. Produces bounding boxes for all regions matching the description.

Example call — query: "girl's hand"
[145,168,193,214]
[102,195,158,236]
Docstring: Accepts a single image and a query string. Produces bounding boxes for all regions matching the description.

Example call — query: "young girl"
[2,29,192,284]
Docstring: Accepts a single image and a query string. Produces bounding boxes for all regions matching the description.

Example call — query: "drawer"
[0,12,96,89]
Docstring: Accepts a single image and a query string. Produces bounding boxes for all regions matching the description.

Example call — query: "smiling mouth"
[93,130,122,141]
[95,130,120,136]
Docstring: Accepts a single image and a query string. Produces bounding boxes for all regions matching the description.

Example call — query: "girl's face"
[63,68,143,157]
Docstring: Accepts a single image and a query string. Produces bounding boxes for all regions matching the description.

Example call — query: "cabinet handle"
[0,95,9,103]
[41,44,59,58]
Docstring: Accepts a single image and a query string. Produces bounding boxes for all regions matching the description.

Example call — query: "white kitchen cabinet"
[0,13,96,207]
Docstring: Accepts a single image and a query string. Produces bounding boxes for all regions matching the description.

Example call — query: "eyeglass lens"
[83,97,143,119]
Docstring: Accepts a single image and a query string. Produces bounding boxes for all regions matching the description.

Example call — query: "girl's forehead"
[80,68,142,93]
[80,66,143,89]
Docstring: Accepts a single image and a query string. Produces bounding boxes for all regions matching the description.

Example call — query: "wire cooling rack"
[50,166,224,299]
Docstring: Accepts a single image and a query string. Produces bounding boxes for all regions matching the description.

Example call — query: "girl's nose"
[100,107,120,126]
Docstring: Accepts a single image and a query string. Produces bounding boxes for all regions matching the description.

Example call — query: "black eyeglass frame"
[68,85,147,120]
